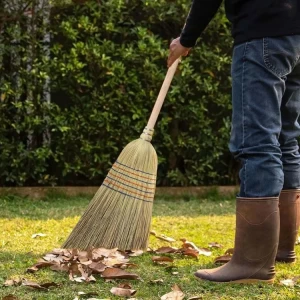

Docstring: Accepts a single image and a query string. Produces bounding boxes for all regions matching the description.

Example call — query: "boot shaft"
[232,197,279,279]
[195,197,279,283]
[276,189,300,263]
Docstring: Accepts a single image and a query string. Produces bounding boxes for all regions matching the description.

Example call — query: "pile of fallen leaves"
[5,247,140,297]
[3,233,227,299]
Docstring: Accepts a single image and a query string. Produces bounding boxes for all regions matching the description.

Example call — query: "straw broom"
[62,59,180,251]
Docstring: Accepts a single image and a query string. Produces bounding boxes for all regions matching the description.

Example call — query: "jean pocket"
[263,36,300,77]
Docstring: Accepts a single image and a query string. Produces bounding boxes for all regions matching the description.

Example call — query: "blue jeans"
[229,35,300,197]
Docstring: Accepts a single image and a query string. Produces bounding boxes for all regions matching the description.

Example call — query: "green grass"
[1,191,300,299]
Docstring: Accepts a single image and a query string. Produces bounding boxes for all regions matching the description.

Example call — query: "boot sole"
[196,277,274,284]
[276,259,296,264]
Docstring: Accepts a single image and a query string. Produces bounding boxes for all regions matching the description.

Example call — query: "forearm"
[180,0,223,48]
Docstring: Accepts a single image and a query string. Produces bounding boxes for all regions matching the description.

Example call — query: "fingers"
[167,37,190,67]
[167,51,178,68]
[183,49,190,57]
[167,40,178,67]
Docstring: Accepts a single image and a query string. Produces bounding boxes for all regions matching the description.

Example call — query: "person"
[168,0,300,283]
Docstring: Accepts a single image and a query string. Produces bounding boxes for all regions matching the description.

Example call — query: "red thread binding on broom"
[113,164,156,182]
[108,173,155,190]
[104,178,154,199]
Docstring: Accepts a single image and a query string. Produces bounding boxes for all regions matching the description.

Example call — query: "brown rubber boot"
[195,197,279,283]
[276,189,300,263]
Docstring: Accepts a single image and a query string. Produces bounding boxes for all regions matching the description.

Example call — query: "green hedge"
[0,0,238,187]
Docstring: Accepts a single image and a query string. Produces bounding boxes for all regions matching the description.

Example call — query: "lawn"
[0,191,300,299]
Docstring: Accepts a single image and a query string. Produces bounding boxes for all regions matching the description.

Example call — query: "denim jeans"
[229,35,300,197]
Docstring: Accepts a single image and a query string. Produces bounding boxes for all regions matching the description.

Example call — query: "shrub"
[0,0,237,186]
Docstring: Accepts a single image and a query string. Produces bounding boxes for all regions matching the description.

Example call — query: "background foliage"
[0,0,237,187]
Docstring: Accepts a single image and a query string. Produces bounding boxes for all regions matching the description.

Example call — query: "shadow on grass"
[0,189,236,221]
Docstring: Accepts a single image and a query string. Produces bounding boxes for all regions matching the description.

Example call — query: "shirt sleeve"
[180,0,223,48]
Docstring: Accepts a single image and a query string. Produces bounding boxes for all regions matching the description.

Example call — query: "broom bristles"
[62,136,157,251]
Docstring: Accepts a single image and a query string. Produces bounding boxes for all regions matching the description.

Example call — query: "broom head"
[62,127,157,251]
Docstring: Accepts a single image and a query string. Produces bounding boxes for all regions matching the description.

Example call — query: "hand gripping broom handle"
[140,58,180,142]
[147,59,180,129]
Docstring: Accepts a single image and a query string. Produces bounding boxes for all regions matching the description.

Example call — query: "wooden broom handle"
[146,58,180,129]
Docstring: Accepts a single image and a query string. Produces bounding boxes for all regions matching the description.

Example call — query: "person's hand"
[167,37,190,67]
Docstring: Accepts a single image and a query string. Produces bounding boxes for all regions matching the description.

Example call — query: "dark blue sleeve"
[180,0,223,47]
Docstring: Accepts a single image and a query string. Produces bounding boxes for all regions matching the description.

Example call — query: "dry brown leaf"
[280,276,300,287]
[71,248,79,256]
[31,233,47,238]
[4,279,22,287]
[93,248,118,259]
[50,263,69,272]
[50,248,70,256]
[77,250,91,260]
[214,255,232,264]
[69,270,78,281]
[110,287,136,297]
[78,257,89,263]
[117,263,138,269]
[181,249,199,259]
[127,250,144,257]
[40,282,59,288]
[43,254,65,264]
[117,250,130,259]
[27,261,55,273]
[69,263,95,283]
[198,248,212,257]
[72,277,85,283]
[156,234,176,243]
[43,253,56,260]
[172,284,183,291]
[78,264,92,280]
[22,280,48,290]
[89,262,107,274]
[150,279,164,284]
[104,257,129,267]
[280,279,295,287]
[208,242,223,249]
[4,280,15,287]
[69,263,82,277]
[64,255,77,262]
[147,247,155,253]
[86,275,97,283]
[80,260,93,266]
[152,256,174,263]
[73,275,96,283]
[150,231,176,242]
[161,284,184,300]
[225,248,234,255]
[180,239,198,250]
[188,297,202,300]
[43,253,59,261]
[2,295,19,300]
[86,248,94,260]
[180,239,211,256]
[155,247,178,254]
[26,266,39,273]
[101,268,139,280]
[118,282,132,289]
